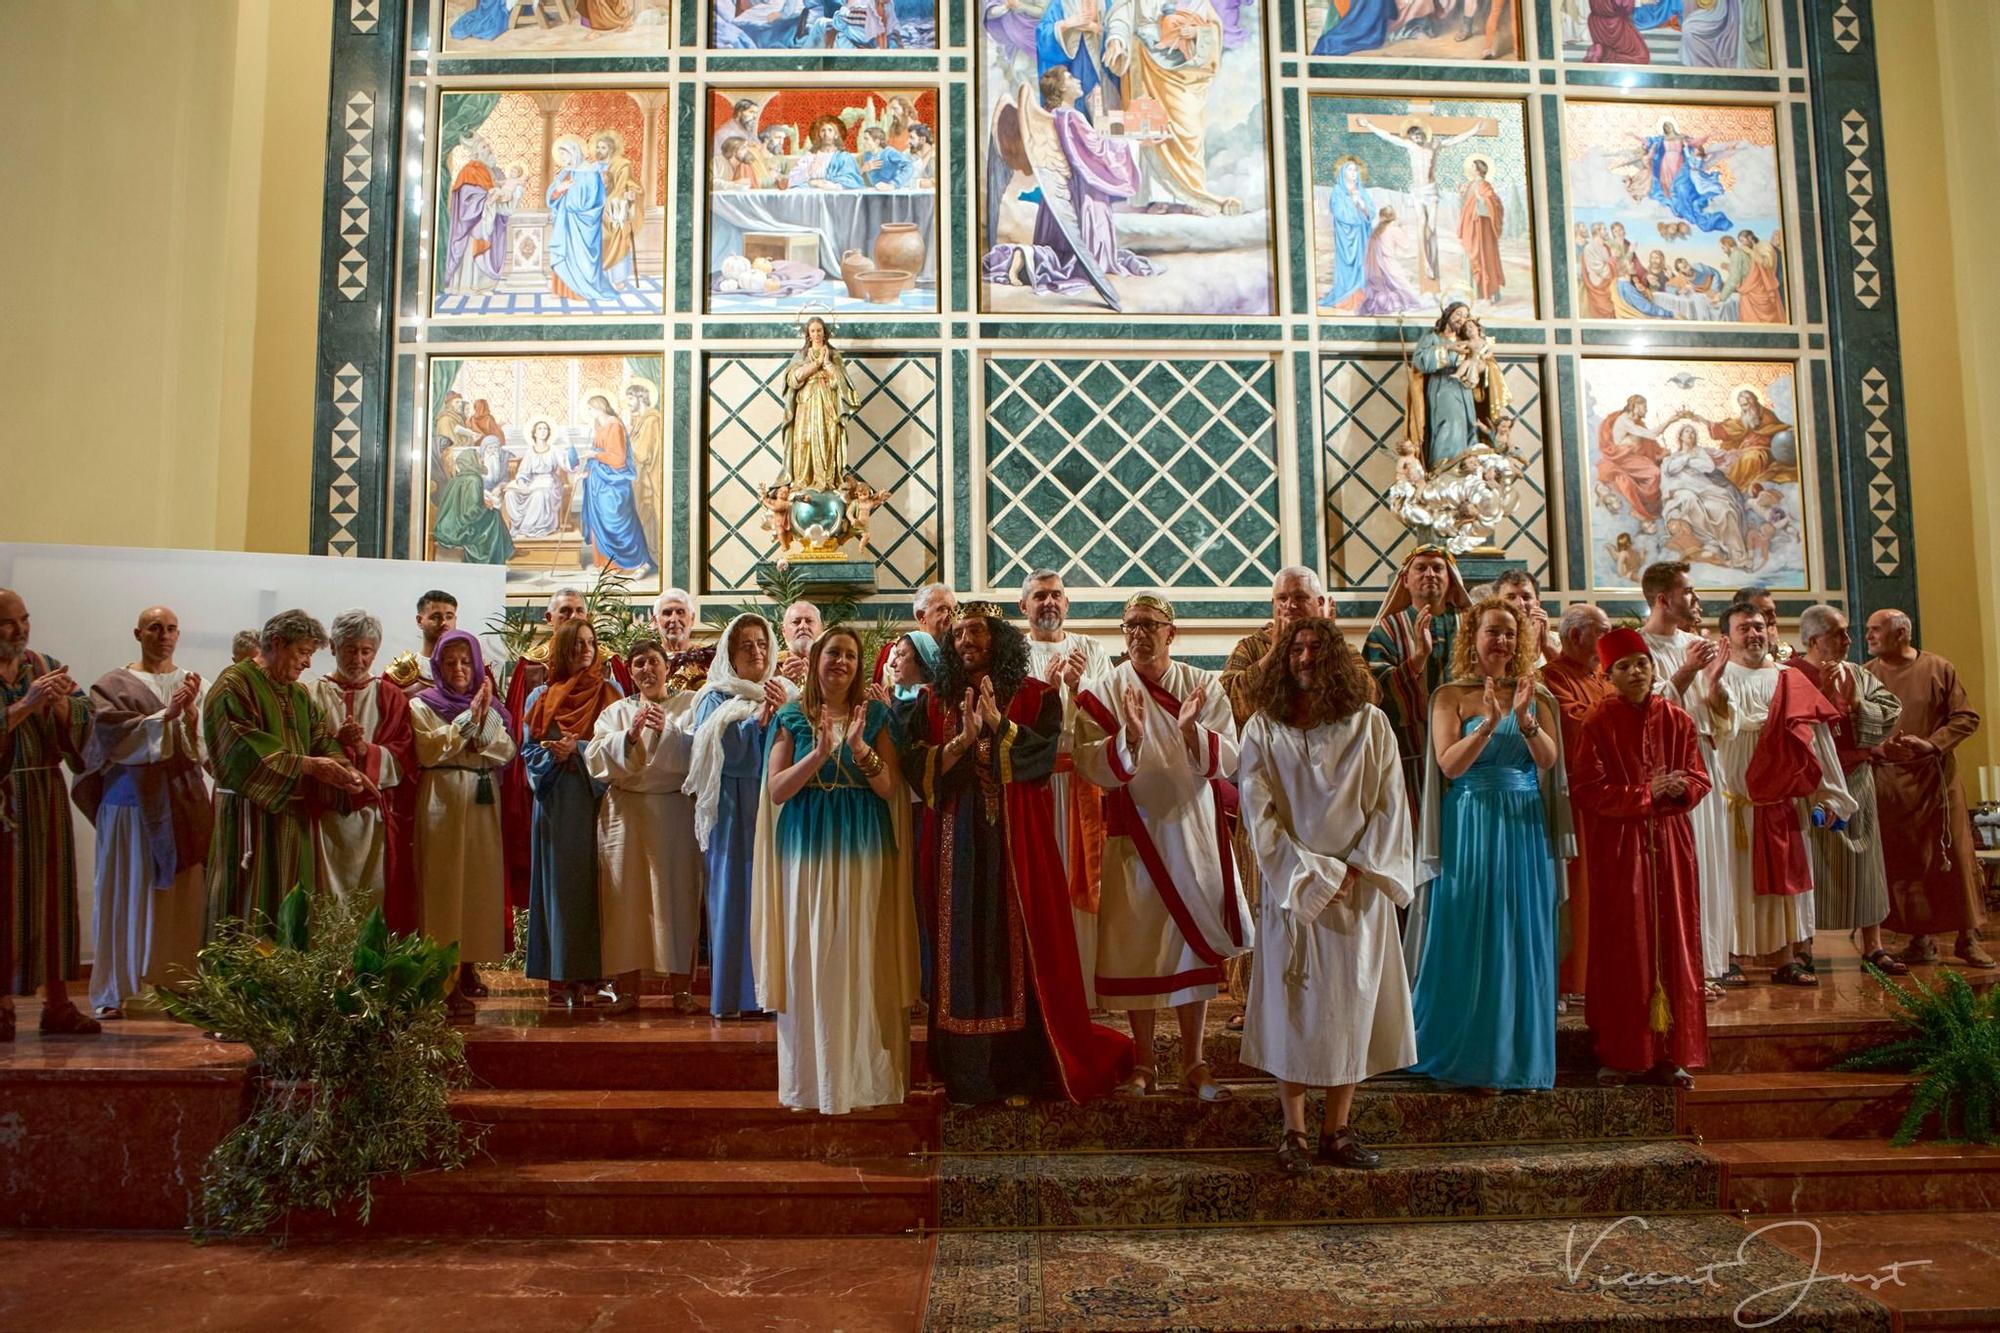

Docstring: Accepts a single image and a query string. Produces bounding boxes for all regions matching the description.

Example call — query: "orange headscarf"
[525,620,622,741]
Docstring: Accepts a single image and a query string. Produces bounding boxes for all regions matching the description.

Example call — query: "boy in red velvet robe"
[1571,627,1712,1087]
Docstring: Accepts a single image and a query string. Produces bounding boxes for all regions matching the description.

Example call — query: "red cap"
[1597,626,1651,673]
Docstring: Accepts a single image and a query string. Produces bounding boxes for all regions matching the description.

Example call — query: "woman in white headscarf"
[684,614,792,1019]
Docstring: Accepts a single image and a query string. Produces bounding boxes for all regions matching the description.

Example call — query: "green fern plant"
[1837,963,2000,1146]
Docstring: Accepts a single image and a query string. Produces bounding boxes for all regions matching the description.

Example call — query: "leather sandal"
[1113,1065,1157,1098]
[1862,949,1910,976]
[1716,964,1750,989]
[1318,1127,1382,1170]
[1275,1129,1313,1175]
[38,1001,102,1036]
[1954,941,1996,969]
[1183,1061,1233,1102]
[1900,939,1940,966]
[1771,961,1817,987]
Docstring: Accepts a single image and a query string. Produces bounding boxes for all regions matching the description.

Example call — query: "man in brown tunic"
[1864,609,1992,968]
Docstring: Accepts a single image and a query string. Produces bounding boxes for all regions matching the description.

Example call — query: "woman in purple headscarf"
[409,629,516,1023]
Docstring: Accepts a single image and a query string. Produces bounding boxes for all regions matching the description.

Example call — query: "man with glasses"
[1074,594,1252,1101]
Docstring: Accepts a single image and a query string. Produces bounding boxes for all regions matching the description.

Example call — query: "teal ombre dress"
[1410,714,1558,1091]
[752,700,919,1115]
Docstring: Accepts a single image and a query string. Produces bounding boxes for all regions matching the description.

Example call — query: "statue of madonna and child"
[1386,300,1529,556]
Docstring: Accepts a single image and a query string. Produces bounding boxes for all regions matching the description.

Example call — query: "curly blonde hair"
[1450,597,1539,682]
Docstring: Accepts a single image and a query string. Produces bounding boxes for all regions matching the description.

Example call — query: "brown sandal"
[1772,962,1817,987]
[1113,1064,1157,1098]
[38,1001,102,1036]
[1183,1061,1233,1103]
[1863,949,1910,976]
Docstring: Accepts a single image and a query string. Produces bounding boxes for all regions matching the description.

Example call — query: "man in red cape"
[899,603,1132,1105]
[1572,626,1711,1085]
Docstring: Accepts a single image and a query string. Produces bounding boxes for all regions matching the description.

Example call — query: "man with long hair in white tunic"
[1074,593,1252,1102]
[1238,617,1413,1174]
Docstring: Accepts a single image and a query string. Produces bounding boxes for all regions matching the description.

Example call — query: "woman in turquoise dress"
[1409,598,1569,1092]
[752,626,919,1115]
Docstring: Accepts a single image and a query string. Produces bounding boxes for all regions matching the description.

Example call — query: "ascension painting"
[713,0,936,48]
[1564,100,1787,324]
[1308,95,1535,321]
[1304,0,1522,62]
[434,90,667,318]
[706,89,940,314]
[1580,358,1808,592]
[425,354,666,595]
[1560,0,1771,70]
[441,0,672,56]
[978,0,1275,316]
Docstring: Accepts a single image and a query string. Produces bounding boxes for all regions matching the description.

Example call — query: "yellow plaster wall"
[0,0,330,554]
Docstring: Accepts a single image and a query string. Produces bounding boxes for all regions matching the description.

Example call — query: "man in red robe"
[1457,157,1506,303]
[1541,604,1612,1000]
[898,604,1133,1105]
[1572,627,1711,1086]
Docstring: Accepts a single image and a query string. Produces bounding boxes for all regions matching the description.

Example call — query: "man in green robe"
[203,610,369,938]
[432,445,516,565]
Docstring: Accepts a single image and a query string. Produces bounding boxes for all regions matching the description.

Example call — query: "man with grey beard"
[0,588,98,1037]
[1020,570,1111,1005]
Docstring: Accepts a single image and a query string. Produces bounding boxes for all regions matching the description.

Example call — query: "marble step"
[943,1074,1675,1153]
[1679,1071,1919,1141]
[454,1087,941,1160]
[302,1156,935,1238]
[937,1139,1722,1230]
[1709,1138,2000,1215]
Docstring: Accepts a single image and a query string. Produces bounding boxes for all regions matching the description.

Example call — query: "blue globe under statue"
[788,487,848,546]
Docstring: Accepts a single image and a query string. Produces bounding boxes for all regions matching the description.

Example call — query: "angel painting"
[980,70,1158,313]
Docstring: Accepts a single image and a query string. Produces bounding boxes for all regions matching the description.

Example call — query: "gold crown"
[959,601,1004,621]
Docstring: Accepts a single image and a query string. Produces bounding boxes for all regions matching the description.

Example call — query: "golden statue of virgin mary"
[781,315,859,492]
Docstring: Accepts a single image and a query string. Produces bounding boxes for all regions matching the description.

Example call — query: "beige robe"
[586,693,702,977]
[410,700,515,964]
[309,676,406,914]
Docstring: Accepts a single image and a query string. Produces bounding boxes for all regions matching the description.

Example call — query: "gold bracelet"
[856,748,885,778]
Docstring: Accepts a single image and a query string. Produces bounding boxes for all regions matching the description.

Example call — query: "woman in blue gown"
[1409,598,1567,1092]
[523,619,621,1007]
[1312,0,1393,56]
[577,395,656,575]
[547,136,624,303]
[1319,158,1373,310]
[685,613,787,1019]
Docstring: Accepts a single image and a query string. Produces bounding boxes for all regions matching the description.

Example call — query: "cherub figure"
[840,476,894,545]
[759,482,795,549]
[1608,531,1643,582]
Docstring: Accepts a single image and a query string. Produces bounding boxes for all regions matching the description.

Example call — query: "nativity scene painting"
[1560,0,1772,70]
[706,89,940,314]
[441,0,672,56]
[1564,100,1787,324]
[1581,357,1809,592]
[433,90,667,319]
[978,0,1275,316]
[425,354,666,595]
[1304,0,1522,63]
[1309,95,1535,321]
[713,0,936,49]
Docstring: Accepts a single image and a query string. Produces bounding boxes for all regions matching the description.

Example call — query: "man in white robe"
[1687,600,1856,985]
[310,610,413,915]
[1021,569,1112,1006]
[73,606,210,1017]
[1074,593,1252,1100]
[1238,616,1412,1172]
[1638,559,1734,988]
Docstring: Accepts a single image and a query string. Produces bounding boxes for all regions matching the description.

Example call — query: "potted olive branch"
[160,887,479,1239]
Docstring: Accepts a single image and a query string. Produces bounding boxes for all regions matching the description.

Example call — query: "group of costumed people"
[1,554,1988,1172]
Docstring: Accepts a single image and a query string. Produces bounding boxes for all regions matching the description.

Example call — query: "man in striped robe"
[1362,546,1472,824]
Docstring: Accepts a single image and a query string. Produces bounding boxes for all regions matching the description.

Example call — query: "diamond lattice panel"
[983,357,1281,593]
[704,354,941,596]
[1320,356,1551,594]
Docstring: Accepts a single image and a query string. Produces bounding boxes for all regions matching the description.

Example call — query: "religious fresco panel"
[440,0,673,56]
[1560,0,1773,71]
[1562,100,1789,325]
[713,0,936,48]
[423,354,666,596]
[705,87,941,315]
[978,0,1276,317]
[1578,357,1808,594]
[1308,94,1536,322]
[1303,0,1523,62]
[433,89,669,319]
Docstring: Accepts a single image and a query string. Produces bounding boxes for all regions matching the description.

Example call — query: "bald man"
[0,588,97,1036]
[72,607,213,1017]
[1865,609,1991,967]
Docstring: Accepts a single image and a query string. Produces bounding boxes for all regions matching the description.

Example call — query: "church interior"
[3,0,2000,1328]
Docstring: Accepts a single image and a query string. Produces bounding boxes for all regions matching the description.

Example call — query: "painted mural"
[706,89,940,314]
[1309,95,1534,321]
[434,90,667,318]
[978,0,1275,316]
[1564,99,1787,324]
[1581,358,1807,592]
[426,355,666,594]
[1304,0,1522,62]
[441,0,672,55]
[1559,0,1772,70]
[713,0,936,48]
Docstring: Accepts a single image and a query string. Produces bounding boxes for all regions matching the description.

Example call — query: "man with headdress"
[1020,570,1112,1004]
[1236,616,1415,1173]
[443,137,511,296]
[1,588,98,1037]
[1364,545,1472,824]
[1074,594,1252,1100]
[72,605,211,1019]
[1572,625,1711,1086]
[203,610,371,940]
[901,603,1133,1104]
